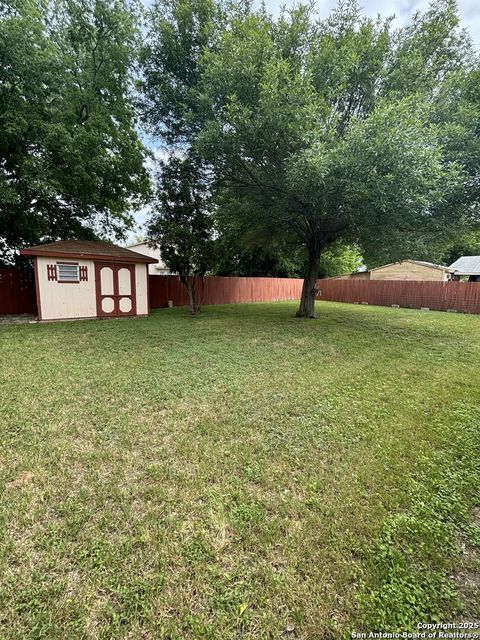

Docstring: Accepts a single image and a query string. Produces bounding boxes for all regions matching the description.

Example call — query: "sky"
[128,0,480,242]
[283,0,480,42]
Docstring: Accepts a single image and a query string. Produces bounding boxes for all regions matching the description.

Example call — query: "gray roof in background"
[449,256,480,275]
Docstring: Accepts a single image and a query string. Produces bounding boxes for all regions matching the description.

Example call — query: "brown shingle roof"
[20,240,158,264]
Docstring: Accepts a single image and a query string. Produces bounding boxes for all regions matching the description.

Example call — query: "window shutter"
[47,264,57,281]
[79,266,88,281]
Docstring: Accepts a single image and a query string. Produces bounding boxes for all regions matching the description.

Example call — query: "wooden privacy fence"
[149,275,304,308]
[0,268,37,315]
[5,268,479,316]
[0,271,302,316]
[316,279,480,314]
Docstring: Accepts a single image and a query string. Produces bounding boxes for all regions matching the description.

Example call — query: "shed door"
[95,263,136,317]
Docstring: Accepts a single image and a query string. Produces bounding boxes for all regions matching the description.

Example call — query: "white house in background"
[126,241,170,275]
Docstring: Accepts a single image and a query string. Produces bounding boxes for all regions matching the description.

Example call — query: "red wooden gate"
[0,268,37,315]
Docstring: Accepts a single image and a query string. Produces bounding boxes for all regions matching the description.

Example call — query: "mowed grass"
[1,301,479,639]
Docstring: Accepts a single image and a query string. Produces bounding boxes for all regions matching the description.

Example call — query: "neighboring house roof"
[326,259,453,279]
[369,260,453,273]
[127,242,149,249]
[449,256,480,276]
[20,240,158,264]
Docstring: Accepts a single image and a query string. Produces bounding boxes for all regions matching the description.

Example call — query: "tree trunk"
[181,275,201,315]
[296,248,321,318]
[198,275,205,310]
[187,280,197,314]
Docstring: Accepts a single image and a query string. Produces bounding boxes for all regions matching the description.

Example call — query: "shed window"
[57,263,80,283]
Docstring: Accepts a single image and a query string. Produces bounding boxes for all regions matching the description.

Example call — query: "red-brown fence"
[0,271,302,316]
[316,279,480,314]
[3,269,479,317]
[0,268,37,315]
[149,275,304,308]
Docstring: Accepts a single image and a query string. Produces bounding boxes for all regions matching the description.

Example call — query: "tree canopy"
[0,0,150,264]
[142,0,479,316]
[3,0,478,294]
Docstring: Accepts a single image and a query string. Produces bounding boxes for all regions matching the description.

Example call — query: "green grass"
[1,301,479,639]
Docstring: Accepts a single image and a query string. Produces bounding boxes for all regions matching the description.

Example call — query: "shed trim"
[21,249,156,264]
[34,257,42,320]
[20,240,158,264]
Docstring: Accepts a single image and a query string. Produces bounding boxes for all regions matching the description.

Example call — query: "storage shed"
[20,240,157,321]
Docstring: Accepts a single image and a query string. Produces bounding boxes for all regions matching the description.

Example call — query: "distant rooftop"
[409,260,452,270]
[370,259,452,272]
[125,241,168,272]
[449,256,480,275]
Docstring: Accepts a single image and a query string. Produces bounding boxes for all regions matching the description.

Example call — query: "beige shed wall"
[370,261,448,281]
[135,263,149,315]
[37,256,96,320]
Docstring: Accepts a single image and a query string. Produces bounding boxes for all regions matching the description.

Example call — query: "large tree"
[143,0,478,316]
[0,0,150,264]
[441,230,480,266]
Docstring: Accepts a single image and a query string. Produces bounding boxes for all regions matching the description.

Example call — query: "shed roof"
[369,259,453,273]
[20,240,158,264]
[449,256,480,275]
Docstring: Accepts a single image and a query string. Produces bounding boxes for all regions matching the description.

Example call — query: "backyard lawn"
[1,301,479,639]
